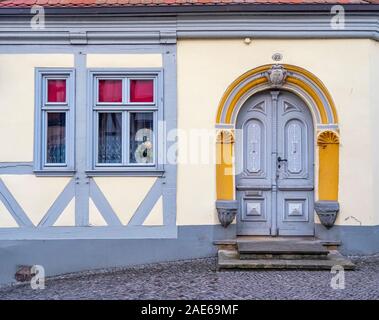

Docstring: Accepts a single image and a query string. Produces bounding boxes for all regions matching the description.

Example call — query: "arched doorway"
[235,90,314,236]
[215,64,340,234]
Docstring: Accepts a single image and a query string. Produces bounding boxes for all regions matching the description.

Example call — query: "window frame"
[34,68,75,175]
[87,69,163,176]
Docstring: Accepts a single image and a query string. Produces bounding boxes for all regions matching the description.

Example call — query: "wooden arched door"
[235,90,314,236]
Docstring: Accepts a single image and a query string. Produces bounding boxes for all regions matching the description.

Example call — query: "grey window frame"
[87,69,164,176]
[34,68,75,176]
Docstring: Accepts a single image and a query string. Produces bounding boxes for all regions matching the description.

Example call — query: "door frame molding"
[215,64,340,209]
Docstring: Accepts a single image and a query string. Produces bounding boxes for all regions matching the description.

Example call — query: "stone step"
[218,249,355,270]
[213,238,341,252]
[238,240,329,260]
[239,253,329,260]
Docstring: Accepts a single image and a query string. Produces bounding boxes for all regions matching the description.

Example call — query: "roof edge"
[1,4,379,16]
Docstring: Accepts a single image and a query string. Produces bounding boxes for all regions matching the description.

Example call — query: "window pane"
[46,113,66,164]
[98,113,122,164]
[98,79,122,103]
[130,113,154,164]
[130,79,154,103]
[47,79,66,103]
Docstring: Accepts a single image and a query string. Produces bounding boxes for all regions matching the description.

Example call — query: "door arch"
[215,64,340,226]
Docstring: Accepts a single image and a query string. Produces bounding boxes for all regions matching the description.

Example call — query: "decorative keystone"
[265,64,288,87]
[314,200,340,229]
[216,200,238,228]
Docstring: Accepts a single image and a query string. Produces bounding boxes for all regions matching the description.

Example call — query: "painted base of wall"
[315,224,379,255]
[0,224,235,285]
[0,224,378,285]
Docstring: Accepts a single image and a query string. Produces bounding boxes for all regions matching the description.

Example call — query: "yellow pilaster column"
[216,130,235,200]
[317,131,340,201]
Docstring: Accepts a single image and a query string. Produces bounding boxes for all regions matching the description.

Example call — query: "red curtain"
[98,79,123,103]
[130,79,154,103]
[47,79,66,103]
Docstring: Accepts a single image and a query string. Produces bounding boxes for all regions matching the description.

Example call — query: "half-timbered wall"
[0,49,178,239]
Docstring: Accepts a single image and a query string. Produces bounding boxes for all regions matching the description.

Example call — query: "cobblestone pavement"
[0,255,378,300]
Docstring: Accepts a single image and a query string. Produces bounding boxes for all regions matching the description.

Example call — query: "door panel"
[245,119,264,174]
[237,190,272,235]
[286,120,304,174]
[236,93,272,188]
[276,92,314,235]
[236,90,314,236]
[236,92,272,235]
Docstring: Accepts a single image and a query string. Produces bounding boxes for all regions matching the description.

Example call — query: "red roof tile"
[0,0,378,8]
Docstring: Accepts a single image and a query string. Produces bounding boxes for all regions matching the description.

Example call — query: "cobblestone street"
[0,255,378,300]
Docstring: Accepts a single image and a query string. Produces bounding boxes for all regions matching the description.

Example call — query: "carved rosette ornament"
[317,130,340,146]
[216,129,235,144]
[265,64,288,88]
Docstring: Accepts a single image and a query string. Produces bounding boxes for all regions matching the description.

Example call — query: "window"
[34,69,75,174]
[129,113,154,164]
[98,112,122,164]
[46,112,66,164]
[89,70,162,173]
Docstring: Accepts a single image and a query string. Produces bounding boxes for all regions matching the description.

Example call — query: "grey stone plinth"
[315,201,340,229]
[216,200,238,228]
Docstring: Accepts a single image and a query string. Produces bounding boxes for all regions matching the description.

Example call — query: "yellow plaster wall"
[0,175,71,226]
[0,46,377,228]
[143,196,163,226]
[87,54,162,68]
[89,198,107,227]
[0,54,74,162]
[177,39,377,226]
[0,200,18,228]
[53,198,75,227]
[93,177,157,225]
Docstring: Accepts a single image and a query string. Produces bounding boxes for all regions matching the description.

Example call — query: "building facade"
[0,1,378,284]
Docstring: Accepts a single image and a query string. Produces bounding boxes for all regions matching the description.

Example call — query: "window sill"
[34,170,76,177]
[85,170,165,177]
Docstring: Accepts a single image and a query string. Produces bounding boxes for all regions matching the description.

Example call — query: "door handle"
[277,156,288,169]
